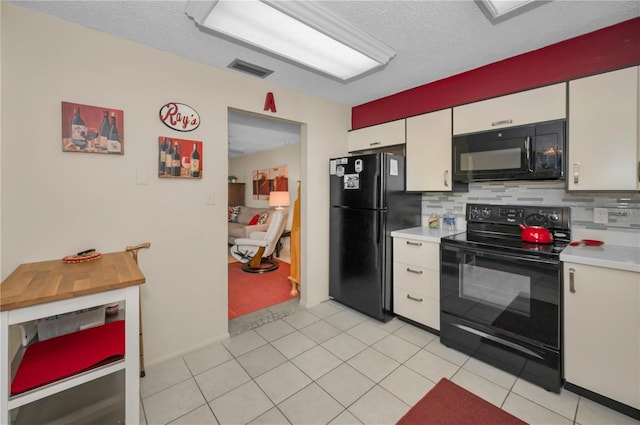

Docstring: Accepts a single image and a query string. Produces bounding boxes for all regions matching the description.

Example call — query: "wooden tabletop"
[1,252,145,312]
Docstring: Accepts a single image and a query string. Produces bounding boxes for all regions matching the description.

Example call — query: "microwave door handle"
[524,137,533,173]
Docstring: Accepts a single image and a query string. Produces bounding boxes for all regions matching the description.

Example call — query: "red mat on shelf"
[228,260,298,320]
[11,320,125,395]
[396,378,528,425]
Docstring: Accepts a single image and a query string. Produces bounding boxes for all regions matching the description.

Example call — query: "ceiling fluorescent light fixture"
[185,0,396,81]
[476,0,540,20]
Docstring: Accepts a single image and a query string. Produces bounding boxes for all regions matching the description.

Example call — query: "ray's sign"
[159,102,200,132]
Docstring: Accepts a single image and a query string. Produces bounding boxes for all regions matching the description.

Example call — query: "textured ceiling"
[11,0,640,157]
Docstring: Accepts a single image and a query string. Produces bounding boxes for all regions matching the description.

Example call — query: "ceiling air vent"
[228,59,274,79]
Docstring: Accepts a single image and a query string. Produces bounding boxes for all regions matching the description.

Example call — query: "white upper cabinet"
[348,119,405,152]
[406,109,453,191]
[453,83,566,135]
[568,66,640,191]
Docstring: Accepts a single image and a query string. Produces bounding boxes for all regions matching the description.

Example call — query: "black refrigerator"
[329,153,422,322]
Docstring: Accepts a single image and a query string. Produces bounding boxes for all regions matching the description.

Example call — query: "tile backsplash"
[420,181,640,233]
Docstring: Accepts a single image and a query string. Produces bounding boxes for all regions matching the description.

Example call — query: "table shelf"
[1,252,145,424]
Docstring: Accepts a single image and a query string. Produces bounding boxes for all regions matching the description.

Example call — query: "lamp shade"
[269,191,290,208]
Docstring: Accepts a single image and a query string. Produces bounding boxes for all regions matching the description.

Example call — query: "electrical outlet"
[593,208,609,224]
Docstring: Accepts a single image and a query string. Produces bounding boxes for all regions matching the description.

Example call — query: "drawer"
[393,238,439,270]
[393,263,439,300]
[394,287,440,330]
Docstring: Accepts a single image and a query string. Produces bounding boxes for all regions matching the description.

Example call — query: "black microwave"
[452,120,565,183]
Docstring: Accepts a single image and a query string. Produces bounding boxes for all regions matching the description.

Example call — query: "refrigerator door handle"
[376,174,381,209]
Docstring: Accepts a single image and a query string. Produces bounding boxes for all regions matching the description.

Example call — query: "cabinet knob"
[406,267,423,275]
[406,240,422,246]
[406,294,423,302]
[369,141,382,146]
[444,170,449,187]
[573,163,580,185]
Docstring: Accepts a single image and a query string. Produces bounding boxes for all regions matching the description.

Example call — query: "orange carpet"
[396,378,528,425]
[228,260,298,319]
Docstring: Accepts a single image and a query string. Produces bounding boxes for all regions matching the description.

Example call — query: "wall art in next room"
[253,166,288,200]
[62,101,124,155]
[158,136,202,179]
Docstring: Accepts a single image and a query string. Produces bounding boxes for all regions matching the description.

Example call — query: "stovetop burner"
[442,203,571,259]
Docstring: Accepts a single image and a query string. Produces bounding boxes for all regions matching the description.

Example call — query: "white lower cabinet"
[563,262,640,409]
[393,237,440,330]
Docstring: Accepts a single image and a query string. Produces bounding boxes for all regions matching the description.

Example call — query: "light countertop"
[391,226,465,244]
[560,243,640,273]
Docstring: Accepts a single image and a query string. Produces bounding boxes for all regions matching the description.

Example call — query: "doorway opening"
[227,109,303,334]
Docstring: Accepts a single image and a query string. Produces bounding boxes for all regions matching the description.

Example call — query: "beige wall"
[229,141,301,228]
[0,3,349,365]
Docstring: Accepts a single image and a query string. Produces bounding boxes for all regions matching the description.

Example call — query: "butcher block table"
[0,251,145,424]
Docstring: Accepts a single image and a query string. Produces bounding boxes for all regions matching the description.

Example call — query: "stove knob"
[469,207,481,219]
[548,213,560,223]
[481,208,492,218]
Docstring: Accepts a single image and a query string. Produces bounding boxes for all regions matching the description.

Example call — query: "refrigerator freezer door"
[329,207,389,320]
[330,154,384,209]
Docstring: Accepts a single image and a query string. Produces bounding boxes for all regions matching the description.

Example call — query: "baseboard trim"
[564,381,640,421]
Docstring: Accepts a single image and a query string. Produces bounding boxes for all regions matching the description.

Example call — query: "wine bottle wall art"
[158,136,203,179]
[61,102,124,155]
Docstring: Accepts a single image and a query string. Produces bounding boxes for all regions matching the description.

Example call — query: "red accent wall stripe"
[352,17,640,130]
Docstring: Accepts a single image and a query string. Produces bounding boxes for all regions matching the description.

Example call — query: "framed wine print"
[61,101,124,154]
[253,165,288,199]
[158,136,202,179]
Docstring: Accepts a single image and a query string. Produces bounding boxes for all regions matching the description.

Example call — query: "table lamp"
[269,191,290,210]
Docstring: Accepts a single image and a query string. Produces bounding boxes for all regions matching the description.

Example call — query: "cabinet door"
[348,119,405,152]
[564,263,640,409]
[453,83,566,135]
[228,183,245,206]
[568,66,640,191]
[406,109,452,191]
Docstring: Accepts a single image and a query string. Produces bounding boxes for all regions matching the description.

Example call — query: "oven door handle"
[442,244,559,267]
[451,324,544,360]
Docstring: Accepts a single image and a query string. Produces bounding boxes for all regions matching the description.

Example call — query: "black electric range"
[439,203,571,393]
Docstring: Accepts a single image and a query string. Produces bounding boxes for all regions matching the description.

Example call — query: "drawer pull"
[406,294,423,302]
[491,119,513,126]
[569,267,576,293]
[406,267,423,275]
[405,241,422,246]
[369,141,382,146]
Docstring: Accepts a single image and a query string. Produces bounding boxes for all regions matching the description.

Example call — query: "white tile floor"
[139,299,640,425]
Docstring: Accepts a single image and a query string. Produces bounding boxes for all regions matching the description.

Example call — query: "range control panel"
[467,204,571,229]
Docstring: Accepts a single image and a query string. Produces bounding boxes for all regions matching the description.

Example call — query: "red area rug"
[228,260,298,319]
[396,378,528,425]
